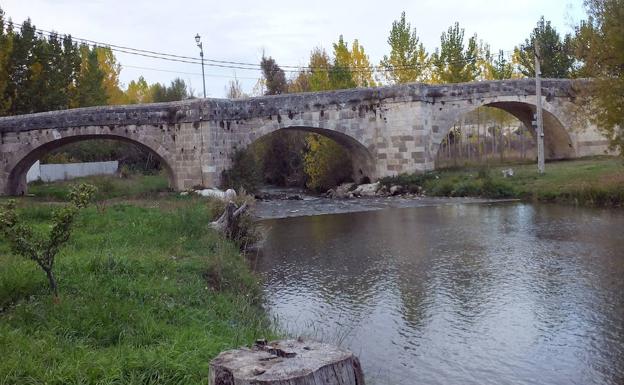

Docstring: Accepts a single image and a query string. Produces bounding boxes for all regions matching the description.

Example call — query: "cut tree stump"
[210,201,248,239]
[209,339,365,385]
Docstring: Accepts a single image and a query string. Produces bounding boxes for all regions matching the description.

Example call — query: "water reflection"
[256,202,624,385]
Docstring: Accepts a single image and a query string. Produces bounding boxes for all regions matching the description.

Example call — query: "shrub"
[452,181,481,197]
[0,183,96,301]
[481,177,515,198]
[220,150,263,193]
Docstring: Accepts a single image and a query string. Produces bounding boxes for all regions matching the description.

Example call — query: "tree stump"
[209,339,365,385]
[210,201,248,239]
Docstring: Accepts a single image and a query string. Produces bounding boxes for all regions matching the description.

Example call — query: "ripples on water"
[255,202,624,385]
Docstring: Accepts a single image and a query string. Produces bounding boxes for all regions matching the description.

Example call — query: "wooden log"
[209,339,365,385]
[210,201,248,239]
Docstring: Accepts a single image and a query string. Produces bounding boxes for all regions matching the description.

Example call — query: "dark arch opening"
[7,135,175,196]
[435,101,575,167]
[486,102,575,159]
[223,126,375,192]
[281,126,376,181]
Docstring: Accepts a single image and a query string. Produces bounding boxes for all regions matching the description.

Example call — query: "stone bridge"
[0,78,609,195]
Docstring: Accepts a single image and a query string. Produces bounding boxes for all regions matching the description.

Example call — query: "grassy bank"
[0,194,274,384]
[381,156,624,206]
[28,173,170,201]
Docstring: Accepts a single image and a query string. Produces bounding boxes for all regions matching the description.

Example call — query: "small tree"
[0,183,96,301]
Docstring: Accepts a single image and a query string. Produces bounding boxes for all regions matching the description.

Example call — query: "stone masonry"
[0,78,611,195]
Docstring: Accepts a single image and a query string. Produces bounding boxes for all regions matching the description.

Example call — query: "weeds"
[0,197,274,384]
[0,183,96,301]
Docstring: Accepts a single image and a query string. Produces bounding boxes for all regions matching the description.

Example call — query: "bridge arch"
[4,132,177,196]
[434,99,576,163]
[245,125,377,184]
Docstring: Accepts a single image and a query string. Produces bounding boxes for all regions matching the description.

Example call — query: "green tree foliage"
[0,9,14,115]
[380,11,429,84]
[260,55,287,95]
[350,39,376,87]
[5,19,38,114]
[431,22,479,83]
[257,131,308,186]
[288,70,311,93]
[149,78,189,102]
[574,0,624,153]
[42,139,163,173]
[75,45,107,107]
[220,149,263,192]
[514,17,575,78]
[125,76,152,104]
[329,35,356,89]
[0,183,96,301]
[490,49,514,80]
[289,37,373,91]
[96,46,126,104]
[303,134,353,192]
[0,6,195,115]
[308,47,332,91]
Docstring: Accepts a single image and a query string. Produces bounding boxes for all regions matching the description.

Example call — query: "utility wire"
[10,21,515,75]
[122,64,261,80]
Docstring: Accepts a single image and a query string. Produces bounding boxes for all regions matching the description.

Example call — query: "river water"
[254,200,624,385]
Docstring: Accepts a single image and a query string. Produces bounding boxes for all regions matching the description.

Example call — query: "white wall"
[26,160,41,182]
[27,161,119,183]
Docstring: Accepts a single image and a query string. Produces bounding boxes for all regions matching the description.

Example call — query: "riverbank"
[380,156,624,207]
[0,193,274,384]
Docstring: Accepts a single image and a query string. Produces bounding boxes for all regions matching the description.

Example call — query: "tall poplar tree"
[380,11,428,84]
[514,17,574,78]
[7,19,37,114]
[329,35,356,89]
[350,39,376,87]
[431,22,479,83]
[74,45,107,107]
[308,47,332,91]
[0,8,14,115]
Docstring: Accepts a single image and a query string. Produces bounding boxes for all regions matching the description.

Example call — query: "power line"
[9,20,515,75]
[122,64,261,80]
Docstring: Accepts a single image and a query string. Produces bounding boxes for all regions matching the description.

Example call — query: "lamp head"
[195,34,201,44]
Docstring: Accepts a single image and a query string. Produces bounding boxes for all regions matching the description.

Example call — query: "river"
[253,199,624,385]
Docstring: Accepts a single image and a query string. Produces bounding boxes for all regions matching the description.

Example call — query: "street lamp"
[523,43,545,174]
[195,33,206,98]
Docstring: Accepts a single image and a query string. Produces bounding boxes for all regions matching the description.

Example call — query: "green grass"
[381,156,624,206]
[0,199,274,384]
[28,173,170,201]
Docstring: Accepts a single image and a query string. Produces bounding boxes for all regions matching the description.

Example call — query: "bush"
[481,177,515,198]
[428,181,455,196]
[220,150,263,193]
[380,172,439,193]
[0,183,96,301]
[451,181,481,197]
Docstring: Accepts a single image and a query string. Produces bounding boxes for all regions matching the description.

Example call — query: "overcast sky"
[2,0,586,98]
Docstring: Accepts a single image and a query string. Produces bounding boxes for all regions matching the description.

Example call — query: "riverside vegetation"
[0,178,274,384]
[380,156,624,206]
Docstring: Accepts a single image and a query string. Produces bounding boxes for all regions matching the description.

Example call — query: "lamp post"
[195,33,206,98]
[533,41,545,174]
[524,42,545,174]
